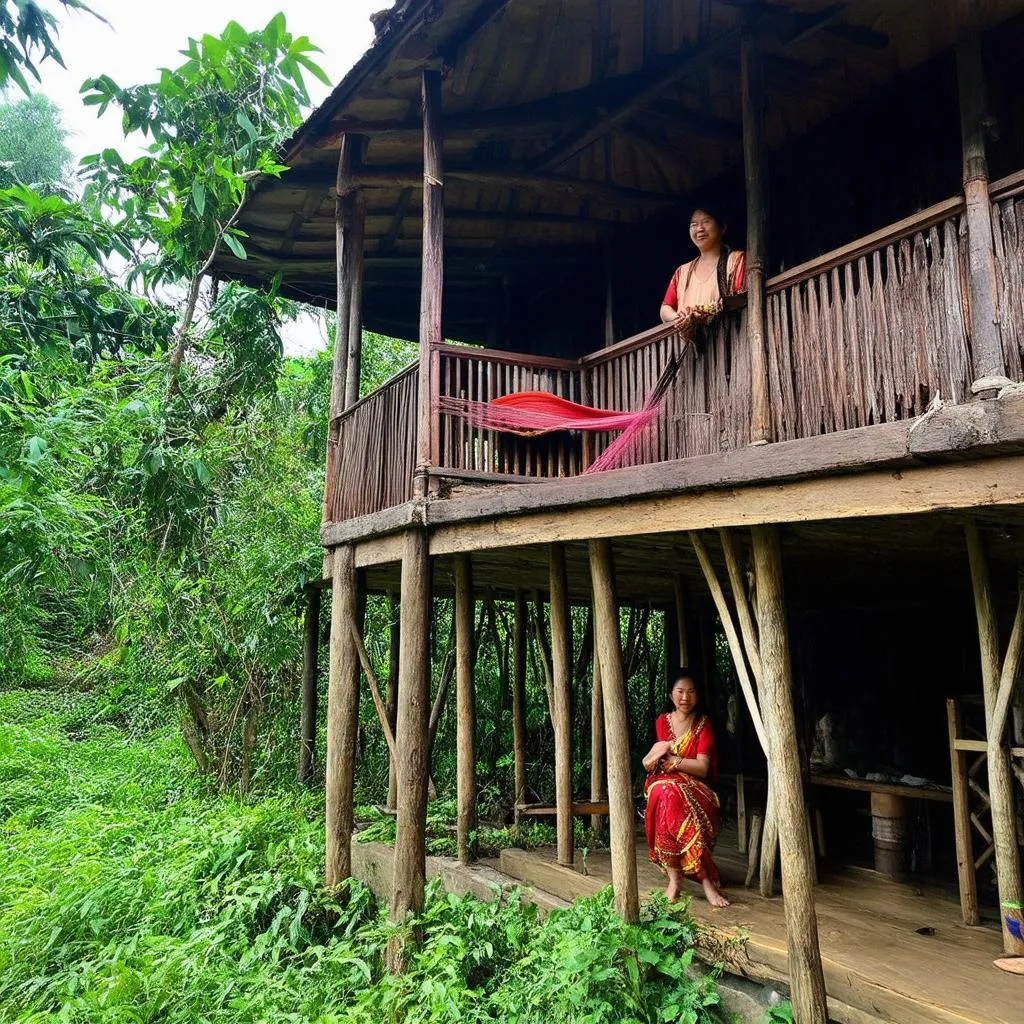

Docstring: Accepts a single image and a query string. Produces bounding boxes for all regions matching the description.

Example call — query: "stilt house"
[215,2,1024,1020]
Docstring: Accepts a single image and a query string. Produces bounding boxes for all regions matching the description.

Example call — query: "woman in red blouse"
[642,672,729,907]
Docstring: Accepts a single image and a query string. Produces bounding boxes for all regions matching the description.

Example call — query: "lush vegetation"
[0,688,728,1024]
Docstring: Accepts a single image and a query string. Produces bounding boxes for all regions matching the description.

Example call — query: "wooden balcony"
[324,171,1024,528]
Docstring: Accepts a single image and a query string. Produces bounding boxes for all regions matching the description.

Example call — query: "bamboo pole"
[946,699,980,926]
[550,543,574,866]
[325,546,362,886]
[750,526,827,1022]
[298,586,321,784]
[344,192,367,408]
[349,619,396,761]
[512,590,528,818]
[387,590,400,810]
[388,529,432,970]
[672,573,690,667]
[590,608,607,836]
[964,521,1024,954]
[589,539,640,923]
[455,554,477,864]
[956,20,1007,390]
[741,27,771,443]
[415,69,444,498]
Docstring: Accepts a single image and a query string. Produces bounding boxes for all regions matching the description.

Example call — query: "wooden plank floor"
[498,837,1020,1024]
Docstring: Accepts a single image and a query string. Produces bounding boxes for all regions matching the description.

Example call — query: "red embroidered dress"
[644,713,722,884]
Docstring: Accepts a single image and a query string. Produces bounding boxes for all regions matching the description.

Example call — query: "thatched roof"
[214,0,1024,345]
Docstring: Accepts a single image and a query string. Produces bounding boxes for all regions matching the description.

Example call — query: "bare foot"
[702,878,730,908]
[664,881,681,901]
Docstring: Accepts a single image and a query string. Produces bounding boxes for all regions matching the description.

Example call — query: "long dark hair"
[688,205,733,298]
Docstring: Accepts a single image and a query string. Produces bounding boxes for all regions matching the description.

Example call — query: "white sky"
[35,0,388,355]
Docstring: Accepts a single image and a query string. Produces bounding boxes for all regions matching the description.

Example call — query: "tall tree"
[0,92,72,190]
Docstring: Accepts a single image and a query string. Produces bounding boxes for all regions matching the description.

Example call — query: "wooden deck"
[497,836,1021,1024]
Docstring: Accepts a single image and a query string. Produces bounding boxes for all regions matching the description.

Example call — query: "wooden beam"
[531,29,742,172]
[750,526,828,1022]
[741,27,771,445]
[512,590,528,818]
[672,574,689,668]
[388,528,432,969]
[344,194,366,409]
[550,543,574,867]
[387,590,400,809]
[438,0,514,67]
[298,586,321,785]
[416,69,445,498]
[993,579,1024,742]
[957,21,1007,388]
[964,520,1024,954]
[379,187,413,256]
[349,618,397,762]
[325,545,362,886]
[454,554,476,864]
[588,539,640,923]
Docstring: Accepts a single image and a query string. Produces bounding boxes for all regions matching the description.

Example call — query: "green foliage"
[0,693,724,1024]
[0,0,100,95]
[0,92,73,190]
[80,15,327,289]
[765,1003,794,1023]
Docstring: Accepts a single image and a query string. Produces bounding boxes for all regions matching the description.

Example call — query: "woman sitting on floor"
[659,205,745,339]
[642,671,729,907]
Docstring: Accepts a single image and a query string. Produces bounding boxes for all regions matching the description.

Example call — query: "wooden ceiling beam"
[379,186,414,254]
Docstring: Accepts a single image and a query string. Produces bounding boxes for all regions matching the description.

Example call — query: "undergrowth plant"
[1,690,724,1024]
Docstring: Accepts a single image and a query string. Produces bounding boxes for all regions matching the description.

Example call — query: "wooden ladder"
[946,698,1024,926]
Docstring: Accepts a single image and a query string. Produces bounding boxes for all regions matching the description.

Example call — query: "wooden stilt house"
[215,2,1024,1020]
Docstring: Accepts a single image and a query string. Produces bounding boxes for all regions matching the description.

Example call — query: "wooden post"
[331,135,358,424]
[455,554,477,864]
[750,526,827,1022]
[741,27,771,444]
[325,546,362,886]
[964,521,1024,954]
[589,539,640,923]
[512,590,528,819]
[344,192,367,408]
[298,586,321,784]
[672,573,690,667]
[946,699,980,925]
[590,608,607,837]
[388,529,432,966]
[415,68,444,498]
[956,20,1007,391]
[550,543,574,867]
[603,238,615,348]
[386,590,400,810]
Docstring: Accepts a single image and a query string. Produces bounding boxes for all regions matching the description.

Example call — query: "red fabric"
[644,714,722,883]
[662,267,680,308]
[731,251,745,293]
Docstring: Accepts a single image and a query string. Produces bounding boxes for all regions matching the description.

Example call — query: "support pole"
[964,521,1024,954]
[455,554,477,864]
[415,69,445,498]
[512,590,528,819]
[751,526,827,1022]
[672,573,690,668]
[550,543,574,866]
[741,27,771,444]
[298,586,321,784]
[386,589,400,810]
[344,192,367,408]
[388,529,432,968]
[325,546,362,886]
[589,539,640,923]
[956,19,1007,392]
[330,136,358,424]
[590,609,607,837]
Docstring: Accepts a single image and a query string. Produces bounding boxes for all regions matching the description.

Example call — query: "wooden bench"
[516,800,610,818]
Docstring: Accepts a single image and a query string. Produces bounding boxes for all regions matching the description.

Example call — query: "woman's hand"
[643,740,673,772]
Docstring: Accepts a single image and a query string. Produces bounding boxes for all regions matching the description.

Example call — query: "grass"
[0,688,726,1024]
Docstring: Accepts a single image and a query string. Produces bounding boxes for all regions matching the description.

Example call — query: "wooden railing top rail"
[434,341,579,372]
[765,168,1024,294]
[330,360,417,428]
[579,321,680,367]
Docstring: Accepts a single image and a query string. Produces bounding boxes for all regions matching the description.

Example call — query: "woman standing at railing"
[660,205,745,339]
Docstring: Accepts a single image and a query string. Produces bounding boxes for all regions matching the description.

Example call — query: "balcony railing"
[324,171,1024,527]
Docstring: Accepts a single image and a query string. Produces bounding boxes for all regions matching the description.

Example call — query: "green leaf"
[235,109,258,144]
[25,436,48,464]
[191,179,206,217]
[222,233,246,261]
